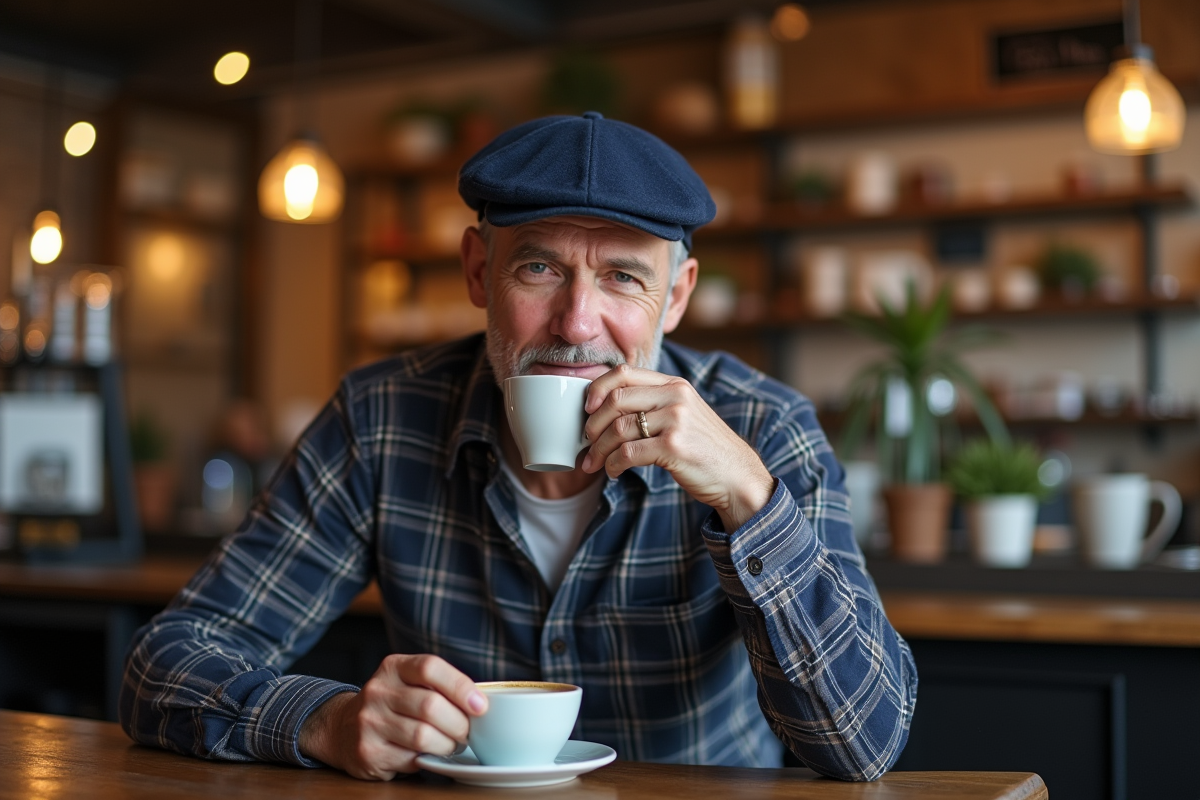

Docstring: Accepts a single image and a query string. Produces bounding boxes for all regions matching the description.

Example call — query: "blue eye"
[526,262,548,274]
[614,272,633,283]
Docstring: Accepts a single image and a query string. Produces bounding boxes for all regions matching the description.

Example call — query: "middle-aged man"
[120,112,917,782]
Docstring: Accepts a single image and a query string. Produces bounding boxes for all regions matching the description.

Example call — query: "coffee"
[468,680,582,766]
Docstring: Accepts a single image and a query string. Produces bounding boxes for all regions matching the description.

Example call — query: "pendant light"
[258,0,343,224]
[1084,0,1185,155]
[30,67,64,264]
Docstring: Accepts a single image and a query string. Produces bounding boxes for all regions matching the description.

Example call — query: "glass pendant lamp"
[1084,0,1185,154]
[258,0,344,223]
[258,135,343,223]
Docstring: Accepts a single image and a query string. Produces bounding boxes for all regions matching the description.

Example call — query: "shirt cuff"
[700,477,818,602]
[245,675,359,767]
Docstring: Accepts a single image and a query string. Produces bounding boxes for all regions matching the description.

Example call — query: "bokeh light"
[63,121,96,156]
[770,4,810,42]
[214,51,250,85]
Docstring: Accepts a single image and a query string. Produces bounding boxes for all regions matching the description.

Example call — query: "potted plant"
[947,439,1049,568]
[839,283,1008,563]
[130,410,175,533]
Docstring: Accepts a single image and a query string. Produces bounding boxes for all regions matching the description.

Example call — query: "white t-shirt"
[500,460,604,592]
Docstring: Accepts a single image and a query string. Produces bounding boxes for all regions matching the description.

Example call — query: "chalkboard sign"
[992,21,1123,81]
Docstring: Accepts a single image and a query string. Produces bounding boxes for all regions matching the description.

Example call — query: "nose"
[549,277,602,344]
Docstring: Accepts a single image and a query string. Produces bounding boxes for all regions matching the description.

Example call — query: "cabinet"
[96,98,259,533]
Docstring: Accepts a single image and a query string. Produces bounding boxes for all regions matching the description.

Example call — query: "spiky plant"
[947,439,1049,500]
[839,282,1009,484]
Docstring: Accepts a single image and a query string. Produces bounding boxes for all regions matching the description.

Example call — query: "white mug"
[468,681,583,766]
[1073,474,1182,569]
[502,375,591,472]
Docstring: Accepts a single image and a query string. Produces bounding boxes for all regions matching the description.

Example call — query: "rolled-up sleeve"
[119,380,377,765]
[701,399,917,781]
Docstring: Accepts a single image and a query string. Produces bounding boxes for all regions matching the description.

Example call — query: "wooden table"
[0,710,1046,800]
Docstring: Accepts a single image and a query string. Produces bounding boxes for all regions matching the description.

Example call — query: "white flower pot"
[966,495,1038,568]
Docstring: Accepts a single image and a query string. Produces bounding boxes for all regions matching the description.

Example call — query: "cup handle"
[1140,480,1182,564]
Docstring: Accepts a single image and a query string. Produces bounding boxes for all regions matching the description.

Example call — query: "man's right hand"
[298,654,488,780]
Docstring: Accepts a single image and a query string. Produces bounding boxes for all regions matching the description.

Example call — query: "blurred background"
[0,0,1195,549]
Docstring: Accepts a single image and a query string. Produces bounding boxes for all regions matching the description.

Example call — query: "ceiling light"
[30,210,63,264]
[258,137,343,223]
[214,52,250,85]
[63,121,96,156]
[1085,0,1185,155]
[1085,46,1185,154]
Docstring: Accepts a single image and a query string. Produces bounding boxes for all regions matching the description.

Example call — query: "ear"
[462,226,489,309]
[661,256,699,334]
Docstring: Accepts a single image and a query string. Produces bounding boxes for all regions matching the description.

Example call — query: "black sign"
[992,21,1123,81]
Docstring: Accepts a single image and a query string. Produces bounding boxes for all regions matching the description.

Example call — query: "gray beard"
[485,318,666,386]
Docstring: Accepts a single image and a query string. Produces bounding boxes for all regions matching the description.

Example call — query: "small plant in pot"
[947,440,1049,568]
[130,410,176,533]
[840,283,1009,563]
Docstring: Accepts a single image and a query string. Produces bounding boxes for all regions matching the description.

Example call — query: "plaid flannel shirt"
[120,334,916,780]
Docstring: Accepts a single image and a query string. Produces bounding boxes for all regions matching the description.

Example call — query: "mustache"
[515,342,627,374]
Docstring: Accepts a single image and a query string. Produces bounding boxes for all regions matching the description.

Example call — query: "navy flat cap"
[458,112,715,251]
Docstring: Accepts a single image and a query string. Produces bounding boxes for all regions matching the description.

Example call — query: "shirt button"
[747,556,763,576]
[550,638,568,655]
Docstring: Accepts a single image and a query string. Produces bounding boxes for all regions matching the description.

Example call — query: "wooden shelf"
[672,291,1200,336]
[815,406,1198,433]
[695,183,1193,239]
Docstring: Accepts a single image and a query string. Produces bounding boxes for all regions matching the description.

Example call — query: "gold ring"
[636,410,650,439]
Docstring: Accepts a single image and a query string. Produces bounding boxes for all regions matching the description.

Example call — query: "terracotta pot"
[883,483,953,563]
[134,463,177,533]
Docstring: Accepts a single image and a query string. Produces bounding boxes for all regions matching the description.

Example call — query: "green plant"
[790,170,836,205]
[947,439,1049,500]
[130,411,169,464]
[839,283,1009,484]
[1037,243,1100,293]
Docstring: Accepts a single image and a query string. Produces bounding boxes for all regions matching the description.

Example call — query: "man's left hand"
[581,364,775,532]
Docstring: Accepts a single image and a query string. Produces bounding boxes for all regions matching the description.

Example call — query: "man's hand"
[298,654,488,780]
[580,364,775,532]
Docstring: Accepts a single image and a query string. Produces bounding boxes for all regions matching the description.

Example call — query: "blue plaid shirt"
[120,335,916,780]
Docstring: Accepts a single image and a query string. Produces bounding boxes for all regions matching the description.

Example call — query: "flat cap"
[458,112,715,250]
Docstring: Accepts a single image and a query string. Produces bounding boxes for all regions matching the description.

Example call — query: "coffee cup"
[1073,474,1182,569]
[468,681,583,766]
[502,375,591,471]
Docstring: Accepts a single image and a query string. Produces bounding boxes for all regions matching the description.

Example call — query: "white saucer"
[415,740,617,787]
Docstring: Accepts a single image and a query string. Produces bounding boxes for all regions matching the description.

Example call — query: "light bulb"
[284,163,320,220]
[214,52,250,85]
[63,121,96,156]
[1085,54,1185,154]
[258,138,344,224]
[30,210,63,264]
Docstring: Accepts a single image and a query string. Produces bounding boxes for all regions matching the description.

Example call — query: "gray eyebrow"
[506,242,659,283]
[507,243,561,265]
[605,255,657,281]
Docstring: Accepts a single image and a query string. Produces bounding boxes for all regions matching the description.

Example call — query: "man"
[120,112,917,782]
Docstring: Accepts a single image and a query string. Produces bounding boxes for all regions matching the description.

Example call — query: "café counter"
[1,554,1197,798]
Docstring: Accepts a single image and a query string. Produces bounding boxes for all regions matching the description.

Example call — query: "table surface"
[4,555,1200,646]
[0,710,1046,800]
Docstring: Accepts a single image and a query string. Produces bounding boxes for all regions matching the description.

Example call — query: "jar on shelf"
[724,15,779,130]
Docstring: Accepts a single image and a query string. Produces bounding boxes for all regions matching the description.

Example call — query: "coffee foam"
[476,680,577,694]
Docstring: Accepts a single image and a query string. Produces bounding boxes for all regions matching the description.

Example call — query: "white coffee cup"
[468,681,583,766]
[503,375,591,472]
[1073,474,1182,569]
